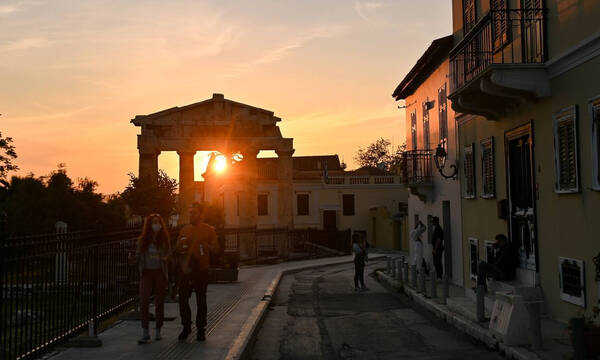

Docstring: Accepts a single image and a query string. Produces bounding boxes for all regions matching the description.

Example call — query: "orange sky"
[1,0,451,194]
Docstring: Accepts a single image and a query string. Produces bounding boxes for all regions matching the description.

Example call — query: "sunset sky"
[1,0,451,194]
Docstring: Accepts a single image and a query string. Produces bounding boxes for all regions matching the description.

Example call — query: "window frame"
[342,193,355,216]
[480,137,496,199]
[553,105,580,194]
[558,256,586,307]
[463,143,476,199]
[257,193,269,216]
[590,96,600,191]
[296,193,310,216]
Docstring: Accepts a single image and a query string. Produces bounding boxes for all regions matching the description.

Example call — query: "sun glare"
[214,155,227,173]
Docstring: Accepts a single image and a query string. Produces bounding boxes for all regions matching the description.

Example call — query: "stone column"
[239,148,259,228]
[139,151,159,183]
[178,151,195,224]
[276,149,294,228]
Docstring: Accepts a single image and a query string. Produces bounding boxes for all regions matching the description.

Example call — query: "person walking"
[431,217,444,280]
[477,234,516,291]
[135,214,171,344]
[352,233,368,291]
[176,202,220,342]
[410,221,426,272]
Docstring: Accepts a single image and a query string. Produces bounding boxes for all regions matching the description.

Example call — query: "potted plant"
[570,306,600,357]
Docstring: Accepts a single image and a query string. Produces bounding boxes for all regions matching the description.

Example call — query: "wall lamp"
[433,143,458,179]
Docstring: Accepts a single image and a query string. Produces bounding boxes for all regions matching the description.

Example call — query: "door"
[506,124,537,271]
[323,210,337,231]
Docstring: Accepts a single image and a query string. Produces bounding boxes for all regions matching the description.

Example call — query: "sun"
[214,154,227,173]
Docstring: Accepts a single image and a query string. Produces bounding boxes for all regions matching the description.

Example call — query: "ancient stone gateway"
[131,93,294,225]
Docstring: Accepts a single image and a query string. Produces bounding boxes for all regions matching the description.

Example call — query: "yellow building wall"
[458,55,600,322]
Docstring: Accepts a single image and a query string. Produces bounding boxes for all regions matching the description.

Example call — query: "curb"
[224,255,386,360]
[374,270,540,360]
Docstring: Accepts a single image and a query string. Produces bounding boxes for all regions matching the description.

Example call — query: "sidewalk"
[374,265,573,360]
[44,254,384,360]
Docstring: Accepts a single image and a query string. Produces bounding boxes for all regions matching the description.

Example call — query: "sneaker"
[178,327,191,341]
[197,328,206,342]
[138,334,150,344]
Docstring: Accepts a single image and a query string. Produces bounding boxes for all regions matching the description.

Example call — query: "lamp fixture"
[433,143,458,179]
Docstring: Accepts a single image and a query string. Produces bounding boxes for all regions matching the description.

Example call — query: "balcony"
[401,150,433,201]
[449,8,549,119]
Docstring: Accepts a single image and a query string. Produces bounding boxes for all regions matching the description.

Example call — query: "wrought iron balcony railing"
[449,8,545,94]
[401,150,433,186]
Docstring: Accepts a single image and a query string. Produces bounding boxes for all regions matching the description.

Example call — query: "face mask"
[151,223,162,233]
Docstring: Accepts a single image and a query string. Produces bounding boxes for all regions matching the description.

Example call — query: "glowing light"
[214,155,227,173]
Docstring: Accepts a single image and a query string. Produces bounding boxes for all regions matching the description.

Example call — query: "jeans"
[178,270,209,329]
[139,269,167,329]
[354,262,365,288]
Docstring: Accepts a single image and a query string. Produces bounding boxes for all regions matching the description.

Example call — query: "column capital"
[176,150,196,157]
[139,149,160,156]
[275,148,295,157]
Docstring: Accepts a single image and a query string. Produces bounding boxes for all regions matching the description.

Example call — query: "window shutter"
[553,106,579,192]
[423,102,430,149]
[438,85,448,141]
[481,137,495,197]
[464,0,477,33]
[411,111,418,150]
[464,144,475,198]
[492,0,508,49]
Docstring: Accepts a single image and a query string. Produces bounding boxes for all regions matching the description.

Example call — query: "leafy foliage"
[0,131,18,182]
[202,202,225,229]
[0,167,126,233]
[354,138,406,171]
[120,170,178,219]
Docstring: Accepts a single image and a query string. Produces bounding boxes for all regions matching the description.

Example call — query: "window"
[342,194,355,216]
[492,0,509,49]
[559,257,585,307]
[257,194,268,216]
[553,106,579,193]
[423,101,430,149]
[469,238,479,280]
[484,240,497,264]
[438,84,448,142]
[297,193,309,216]
[591,98,600,190]
[411,110,417,150]
[464,143,476,198]
[463,0,477,33]
[480,137,495,198]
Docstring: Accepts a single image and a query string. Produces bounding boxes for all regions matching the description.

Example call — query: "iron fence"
[449,8,545,94]
[0,228,140,360]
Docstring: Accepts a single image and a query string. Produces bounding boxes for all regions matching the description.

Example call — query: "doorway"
[323,210,337,231]
[442,200,452,278]
[505,123,537,272]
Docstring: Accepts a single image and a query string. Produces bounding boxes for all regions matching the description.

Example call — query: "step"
[447,296,493,323]
[488,279,544,301]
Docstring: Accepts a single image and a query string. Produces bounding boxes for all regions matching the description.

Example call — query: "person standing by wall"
[431,216,444,280]
[176,202,220,342]
[410,221,426,272]
[135,214,171,344]
[352,233,368,291]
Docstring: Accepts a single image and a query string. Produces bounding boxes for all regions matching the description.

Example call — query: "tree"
[202,202,225,229]
[354,138,406,171]
[0,131,18,184]
[121,170,178,219]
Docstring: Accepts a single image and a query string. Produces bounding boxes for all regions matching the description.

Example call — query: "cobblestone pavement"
[251,260,503,360]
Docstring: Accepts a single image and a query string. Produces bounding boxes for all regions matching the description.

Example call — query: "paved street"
[251,260,503,360]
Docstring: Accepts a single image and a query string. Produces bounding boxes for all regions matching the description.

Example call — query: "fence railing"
[1,226,350,359]
[449,8,545,94]
[401,150,433,185]
[1,228,140,360]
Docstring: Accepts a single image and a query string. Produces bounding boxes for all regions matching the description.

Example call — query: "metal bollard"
[430,270,437,299]
[476,284,486,322]
[403,262,409,284]
[387,257,392,275]
[392,258,397,278]
[418,269,426,293]
[526,301,543,351]
[395,259,402,279]
[441,275,449,304]
[410,265,417,288]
